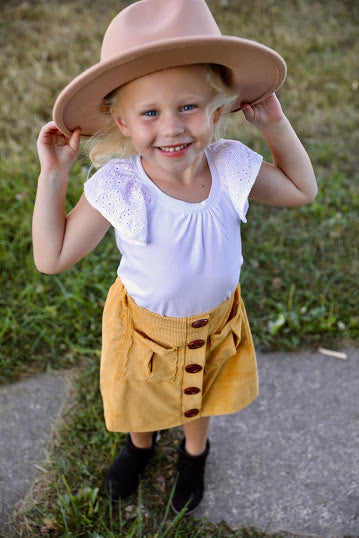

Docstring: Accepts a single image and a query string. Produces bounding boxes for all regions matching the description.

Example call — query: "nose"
[161,113,185,137]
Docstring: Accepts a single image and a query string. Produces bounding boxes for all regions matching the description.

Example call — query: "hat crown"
[101,0,221,61]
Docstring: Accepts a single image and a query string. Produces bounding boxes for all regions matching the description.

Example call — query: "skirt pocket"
[205,300,243,374]
[125,329,178,382]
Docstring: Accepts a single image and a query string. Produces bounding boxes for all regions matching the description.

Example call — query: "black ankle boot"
[171,438,210,514]
[105,432,157,500]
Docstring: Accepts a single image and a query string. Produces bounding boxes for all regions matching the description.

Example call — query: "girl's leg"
[130,431,155,448]
[172,416,211,513]
[183,416,211,455]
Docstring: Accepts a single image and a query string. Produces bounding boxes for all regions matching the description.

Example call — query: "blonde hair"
[88,64,238,168]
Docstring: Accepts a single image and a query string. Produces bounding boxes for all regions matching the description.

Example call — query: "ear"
[110,106,131,138]
[213,106,223,124]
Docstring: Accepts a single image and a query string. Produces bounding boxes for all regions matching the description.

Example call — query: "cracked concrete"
[0,373,68,534]
[197,348,359,537]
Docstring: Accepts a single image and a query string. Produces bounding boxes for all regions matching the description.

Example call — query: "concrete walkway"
[198,348,359,537]
[0,350,358,537]
[0,373,68,535]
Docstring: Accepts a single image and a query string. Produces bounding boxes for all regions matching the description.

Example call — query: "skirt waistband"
[113,278,240,348]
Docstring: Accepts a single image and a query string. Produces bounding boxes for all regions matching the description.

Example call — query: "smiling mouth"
[158,143,190,153]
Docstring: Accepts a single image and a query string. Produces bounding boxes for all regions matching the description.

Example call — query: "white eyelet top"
[84,139,263,317]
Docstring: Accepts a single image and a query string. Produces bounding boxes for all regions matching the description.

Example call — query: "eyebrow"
[135,94,211,109]
[136,103,158,111]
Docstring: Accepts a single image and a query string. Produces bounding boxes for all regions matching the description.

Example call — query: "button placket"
[182,318,209,420]
[182,373,203,418]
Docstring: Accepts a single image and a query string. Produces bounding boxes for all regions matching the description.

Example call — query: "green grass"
[0,155,117,384]
[1,0,359,535]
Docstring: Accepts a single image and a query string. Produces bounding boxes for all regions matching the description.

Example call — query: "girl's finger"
[241,103,254,122]
[39,121,68,139]
[40,121,59,134]
[69,128,81,152]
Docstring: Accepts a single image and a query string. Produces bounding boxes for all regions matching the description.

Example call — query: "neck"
[141,152,208,187]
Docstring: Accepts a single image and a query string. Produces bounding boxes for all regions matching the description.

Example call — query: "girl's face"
[111,65,221,182]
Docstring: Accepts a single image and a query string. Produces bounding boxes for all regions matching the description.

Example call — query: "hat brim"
[53,36,286,138]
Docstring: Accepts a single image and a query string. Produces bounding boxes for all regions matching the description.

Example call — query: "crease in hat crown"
[101,0,221,60]
[53,0,287,138]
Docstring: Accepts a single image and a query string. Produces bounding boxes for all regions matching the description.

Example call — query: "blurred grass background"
[0,1,358,535]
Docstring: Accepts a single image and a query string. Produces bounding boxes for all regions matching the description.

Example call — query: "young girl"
[33,0,317,514]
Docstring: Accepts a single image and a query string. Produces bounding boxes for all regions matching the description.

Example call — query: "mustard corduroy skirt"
[100,278,258,432]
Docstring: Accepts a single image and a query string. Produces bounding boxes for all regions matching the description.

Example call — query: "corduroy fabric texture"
[101,278,258,432]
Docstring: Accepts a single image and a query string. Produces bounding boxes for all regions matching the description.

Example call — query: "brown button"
[184,408,199,418]
[184,387,201,395]
[188,339,205,349]
[185,364,202,374]
[192,319,209,329]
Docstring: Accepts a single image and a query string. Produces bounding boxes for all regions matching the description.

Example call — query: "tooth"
[160,144,187,152]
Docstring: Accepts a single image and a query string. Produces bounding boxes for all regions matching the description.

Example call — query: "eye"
[182,104,196,112]
[143,110,158,117]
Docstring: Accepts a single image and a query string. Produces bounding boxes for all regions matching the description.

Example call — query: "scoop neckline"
[133,148,220,213]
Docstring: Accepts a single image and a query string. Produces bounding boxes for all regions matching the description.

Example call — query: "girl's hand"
[37,121,81,174]
[241,93,285,129]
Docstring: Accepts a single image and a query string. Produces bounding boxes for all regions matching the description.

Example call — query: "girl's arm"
[32,122,110,274]
[242,94,317,206]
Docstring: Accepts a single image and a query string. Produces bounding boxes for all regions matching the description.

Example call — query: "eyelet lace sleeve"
[84,159,150,245]
[209,139,263,223]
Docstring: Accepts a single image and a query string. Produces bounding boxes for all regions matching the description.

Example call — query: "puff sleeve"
[84,158,150,245]
[210,139,263,223]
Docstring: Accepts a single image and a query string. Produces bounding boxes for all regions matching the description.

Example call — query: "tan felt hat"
[53,0,287,138]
